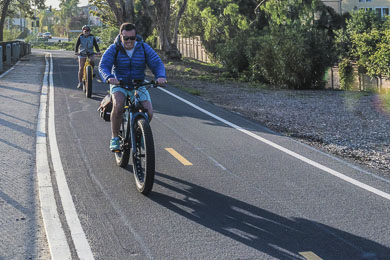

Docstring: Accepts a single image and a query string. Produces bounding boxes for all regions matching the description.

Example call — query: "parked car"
[42,32,52,39]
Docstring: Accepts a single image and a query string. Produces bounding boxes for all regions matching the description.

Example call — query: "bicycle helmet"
[82,25,90,31]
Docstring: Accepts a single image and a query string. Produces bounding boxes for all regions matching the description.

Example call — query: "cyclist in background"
[75,25,101,89]
[99,22,167,152]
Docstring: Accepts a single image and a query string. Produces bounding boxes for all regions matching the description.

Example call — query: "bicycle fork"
[129,111,149,153]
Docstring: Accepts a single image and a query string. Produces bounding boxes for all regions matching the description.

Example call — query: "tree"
[149,0,182,58]
[333,9,390,87]
[89,0,117,27]
[59,0,79,31]
[105,0,135,25]
[0,0,45,41]
[341,11,390,81]
[252,0,334,89]
[180,0,256,56]
[187,0,334,88]
[0,0,12,41]
[90,0,183,59]
[172,0,187,46]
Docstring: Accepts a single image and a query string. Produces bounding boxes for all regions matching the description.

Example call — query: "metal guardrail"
[0,41,31,72]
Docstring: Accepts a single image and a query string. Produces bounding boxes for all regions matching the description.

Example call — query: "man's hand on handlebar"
[156,78,167,85]
[107,78,120,85]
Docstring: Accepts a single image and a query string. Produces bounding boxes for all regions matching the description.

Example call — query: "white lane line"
[47,54,94,259]
[208,156,227,171]
[158,87,390,201]
[36,54,72,259]
[0,60,21,78]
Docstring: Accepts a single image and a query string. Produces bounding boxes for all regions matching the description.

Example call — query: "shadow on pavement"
[149,172,390,260]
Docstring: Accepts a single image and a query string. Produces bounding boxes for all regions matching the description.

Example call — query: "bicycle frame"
[113,80,159,195]
[78,52,96,98]
[125,89,149,152]
[82,56,93,82]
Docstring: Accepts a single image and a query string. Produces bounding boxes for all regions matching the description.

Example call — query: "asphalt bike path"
[50,50,390,259]
[2,50,390,259]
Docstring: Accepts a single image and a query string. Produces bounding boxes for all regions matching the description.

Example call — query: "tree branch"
[255,0,268,14]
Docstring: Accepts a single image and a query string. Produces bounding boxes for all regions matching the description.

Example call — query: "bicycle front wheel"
[115,112,130,167]
[132,118,155,195]
[85,65,93,98]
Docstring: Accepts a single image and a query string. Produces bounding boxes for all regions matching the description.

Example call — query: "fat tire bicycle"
[112,80,159,195]
[76,52,96,98]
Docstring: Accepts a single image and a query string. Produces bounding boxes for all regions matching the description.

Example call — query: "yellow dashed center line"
[299,251,323,260]
[165,148,193,166]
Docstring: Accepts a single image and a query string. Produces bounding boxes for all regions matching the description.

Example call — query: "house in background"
[321,0,343,13]
[5,17,27,31]
[321,0,390,17]
[79,5,103,27]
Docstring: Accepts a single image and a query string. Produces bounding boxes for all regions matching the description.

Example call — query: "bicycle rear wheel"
[85,65,93,98]
[115,112,130,167]
[132,118,155,195]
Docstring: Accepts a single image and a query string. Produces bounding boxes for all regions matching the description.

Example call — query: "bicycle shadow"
[89,93,106,102]
[148,172,390,259]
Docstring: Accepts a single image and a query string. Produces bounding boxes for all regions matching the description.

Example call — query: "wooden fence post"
[0,46,3,72]
[191,37,195,59]
[331,67,334,90]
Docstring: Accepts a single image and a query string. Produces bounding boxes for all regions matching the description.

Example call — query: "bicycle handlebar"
[105,79,165,90]
[75,52,99,57]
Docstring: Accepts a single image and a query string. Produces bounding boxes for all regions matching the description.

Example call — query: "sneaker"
[110,137,120,152]
[77,82,83,89]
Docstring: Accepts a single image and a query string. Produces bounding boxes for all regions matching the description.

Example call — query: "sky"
[45,0,89,9]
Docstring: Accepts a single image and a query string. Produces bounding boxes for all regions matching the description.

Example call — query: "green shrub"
[215,32,249,75]
[380,92,390,113]
[98,26,118,47]
[145,29,159,49]
[338,58,355,90]
[247,28,331,89]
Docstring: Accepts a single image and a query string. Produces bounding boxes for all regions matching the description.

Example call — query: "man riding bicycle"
[75,25,101,89]
[98,22,167,152]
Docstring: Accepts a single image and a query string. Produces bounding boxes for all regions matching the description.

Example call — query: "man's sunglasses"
[122,35,136,41]
[83,29,90,32]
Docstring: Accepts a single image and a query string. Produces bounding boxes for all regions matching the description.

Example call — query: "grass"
[380,92,390,113]
[169,82,202,96]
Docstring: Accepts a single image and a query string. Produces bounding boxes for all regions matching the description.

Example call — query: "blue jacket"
[99,35,166,83]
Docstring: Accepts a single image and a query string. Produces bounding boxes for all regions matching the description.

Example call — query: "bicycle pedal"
[112,149,121,153]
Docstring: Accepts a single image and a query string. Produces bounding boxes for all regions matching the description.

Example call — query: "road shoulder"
[0,50,50,259]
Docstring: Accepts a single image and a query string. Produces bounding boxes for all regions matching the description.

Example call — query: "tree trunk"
[140,0,153,22]
[106,0,135,25]
[154,0,170,51]
[123,0,135,22]
[0,0,12,41]
[172,0,187,46]
[154,0,181,59]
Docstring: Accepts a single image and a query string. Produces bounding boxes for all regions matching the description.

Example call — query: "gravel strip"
[169,79,390,177]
